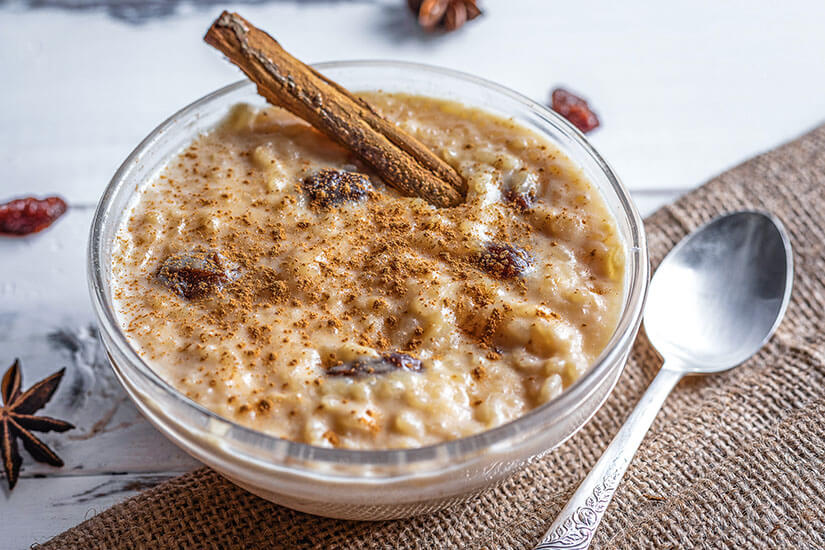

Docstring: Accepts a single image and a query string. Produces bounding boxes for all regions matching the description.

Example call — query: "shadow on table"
[3,0,372,25]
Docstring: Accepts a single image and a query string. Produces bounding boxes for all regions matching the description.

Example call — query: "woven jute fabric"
[43,125,825,549]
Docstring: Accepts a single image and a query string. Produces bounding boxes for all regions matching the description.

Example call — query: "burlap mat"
[43,125,825,549]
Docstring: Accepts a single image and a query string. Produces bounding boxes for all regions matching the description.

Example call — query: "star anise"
[1,359,74,490]
[408,0,482,32]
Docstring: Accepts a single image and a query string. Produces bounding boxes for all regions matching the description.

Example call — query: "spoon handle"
[534,366,683,550]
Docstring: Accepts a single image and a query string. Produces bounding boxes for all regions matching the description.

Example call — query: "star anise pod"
[408,0,482,32]
[1,359,74,490]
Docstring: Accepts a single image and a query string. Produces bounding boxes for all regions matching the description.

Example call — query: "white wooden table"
[1,1,824,546]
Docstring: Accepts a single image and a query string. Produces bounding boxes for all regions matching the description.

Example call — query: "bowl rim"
[89,60,648,467]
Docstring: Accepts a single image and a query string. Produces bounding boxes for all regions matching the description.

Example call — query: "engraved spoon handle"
[535,366,683,550]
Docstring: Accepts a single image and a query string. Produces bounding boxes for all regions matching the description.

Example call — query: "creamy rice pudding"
[111,93,625,449]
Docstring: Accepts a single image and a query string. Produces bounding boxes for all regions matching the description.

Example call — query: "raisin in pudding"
[111,93,625,450]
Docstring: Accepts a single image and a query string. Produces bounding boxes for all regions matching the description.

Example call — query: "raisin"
[503,189,534,212]
[302,169,370,209]
[0,196,67,235]
[476,243,533,279]
[327,352,423,377]
[551,88,600,133]
[503,172,538,212]
[156,250,235,300]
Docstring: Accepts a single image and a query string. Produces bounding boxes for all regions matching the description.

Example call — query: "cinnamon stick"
[205,12,466,208]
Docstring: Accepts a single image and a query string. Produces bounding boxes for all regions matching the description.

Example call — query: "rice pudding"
[111,92,625,449]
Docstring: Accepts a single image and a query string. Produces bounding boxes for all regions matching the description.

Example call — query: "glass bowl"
[88,61,648,520]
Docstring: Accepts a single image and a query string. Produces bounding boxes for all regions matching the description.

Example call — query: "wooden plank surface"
[9,473,180,547]
[1,0,824,546]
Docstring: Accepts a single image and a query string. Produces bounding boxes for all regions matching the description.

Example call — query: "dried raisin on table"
[302,170,370,209]
[0,196,67,235]
[551,88,600,134]
[156,250,236,300]
[327,352,423,377]
[476,243,533,279]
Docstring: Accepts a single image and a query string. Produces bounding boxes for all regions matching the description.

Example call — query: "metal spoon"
[535,210,793,549]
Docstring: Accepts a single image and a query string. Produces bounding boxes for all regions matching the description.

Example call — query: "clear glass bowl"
[88,61,648,520]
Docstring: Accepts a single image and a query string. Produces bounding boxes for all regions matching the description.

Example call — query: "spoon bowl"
[645,211,793,372]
